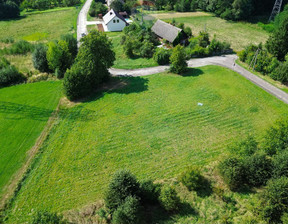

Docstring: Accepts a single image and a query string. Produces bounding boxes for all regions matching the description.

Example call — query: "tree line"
[153,0,288,21]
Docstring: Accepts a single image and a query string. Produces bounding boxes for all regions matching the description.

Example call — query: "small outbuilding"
[151,19,187,45]
[103,9,128,32]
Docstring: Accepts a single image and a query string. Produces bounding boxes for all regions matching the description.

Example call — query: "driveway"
[77,0,93,43]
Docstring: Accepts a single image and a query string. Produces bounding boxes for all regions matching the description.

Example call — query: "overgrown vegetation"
[88,0,107,17]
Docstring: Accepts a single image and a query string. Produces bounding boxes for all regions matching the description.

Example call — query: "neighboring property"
[103,9,128,32]
[151,19,188,45]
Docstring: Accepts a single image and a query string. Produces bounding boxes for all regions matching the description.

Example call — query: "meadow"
[0,8,79,42]
[149,12,269,51]
[5,65,288,223]
[0,81,62,200]
[106,32,158,69]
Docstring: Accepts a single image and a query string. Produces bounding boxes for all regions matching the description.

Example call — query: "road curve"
[110,55,288,105]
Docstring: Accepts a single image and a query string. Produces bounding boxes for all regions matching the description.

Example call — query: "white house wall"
[106,16,126,31]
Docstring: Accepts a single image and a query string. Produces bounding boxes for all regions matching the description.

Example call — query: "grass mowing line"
[236,59,288,93]
[0,99,62,210]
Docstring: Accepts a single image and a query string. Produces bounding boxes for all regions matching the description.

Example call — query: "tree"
[47,40,73,78]
[0,0,20,19]
[261,177,288,223]
[153,48,171,65]
[60,34,78,60]
[30,211,65,224]
[169,45,187,74]
[159,185,180,212]
[32,44,50,73]
[63,30,115,100]
[178,167,207,191]
[105,170,140,213]
[112,196,140,224]
[232,0,253,20]
[266,8,288,61]
[110,0,124,11]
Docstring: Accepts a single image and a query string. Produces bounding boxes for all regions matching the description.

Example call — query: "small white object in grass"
[198,103,203,106]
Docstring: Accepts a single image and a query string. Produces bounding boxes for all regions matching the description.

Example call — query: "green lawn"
[5,66,288,223]
[0,81,62,200]
[106,32,158,69]
[0,8,78,42]
[150,12,269,51]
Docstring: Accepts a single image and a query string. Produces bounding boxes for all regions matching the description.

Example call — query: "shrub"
[139,40,155,58]
[198,31,210,48]
[4,40,34,55]
[153,48,171,65]
[105,170,140,213]
[139,180,160,205]
[178,167,207,191]
[229,136,258,156]
[184,27,192,37]
[0,37,14,44]
[271,61,288,83]
[30,211,65,224]
[218,157,245,191]
[261,177,288,223]
[208,37,231,55]
[0,57,10,69]
[244,152,272,187]
[27,73,51,83]
[170,45,187,74]
[0,64,26,87]
[263,119,288,155]
[159,185,180,212]
[272,151,288,178]
[32,44,50,73]
[112,196,140,224]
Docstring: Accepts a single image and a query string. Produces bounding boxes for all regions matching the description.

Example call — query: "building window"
[117,19,119,23]
[113,19,116,23]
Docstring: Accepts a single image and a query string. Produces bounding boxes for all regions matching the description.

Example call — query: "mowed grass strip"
[0,81,62,199]
[5,66,288,223]
[150,12,269,51]
[106,32,158,69]
[0,8,78,41]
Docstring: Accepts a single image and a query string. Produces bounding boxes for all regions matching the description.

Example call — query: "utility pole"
[269,0,283,22]
[249,49,260,71]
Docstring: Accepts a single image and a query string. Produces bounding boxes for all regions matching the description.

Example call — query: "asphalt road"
[77,0,93,44]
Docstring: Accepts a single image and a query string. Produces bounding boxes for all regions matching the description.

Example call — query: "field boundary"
[0,100,62,211]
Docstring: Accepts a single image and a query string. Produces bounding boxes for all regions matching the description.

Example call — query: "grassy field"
[0,81,62,200]
[106,32,158,69]
[0,8,78,42]
[5,66,288,223]
[148,12,269,51]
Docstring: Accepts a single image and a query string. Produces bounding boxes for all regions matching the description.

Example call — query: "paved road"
[110,55,288,104]
[77,0,93,44]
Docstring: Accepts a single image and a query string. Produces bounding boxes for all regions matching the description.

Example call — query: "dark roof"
[151,20,182,43]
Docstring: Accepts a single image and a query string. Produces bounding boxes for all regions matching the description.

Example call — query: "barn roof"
[151,20,182,43]
[103,9,128,25]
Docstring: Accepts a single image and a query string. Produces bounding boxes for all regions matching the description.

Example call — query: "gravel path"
[110,55,288,104]
[77,0,93,44]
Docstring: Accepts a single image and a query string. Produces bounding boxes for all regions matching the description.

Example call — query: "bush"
[60,34,78,60]
[229,136,258,156]
[271,61,288,83]
[112,196,140,224]
[30,211,65,224]
[3,40,34,55]
[139,180,160,205]
[0,0,20,19]
[105,170,140,213]
[263,119,288,155]
[0,37,14,44]
[198,31,210,48]
[272,151,288,178]
[153,48,171,65]
[27,73,51,83]
[178,167,207,191]
[218,157,245,191]
[170,45,187,74]
[261,177,288,223]
[184,27,192,37]
[0,64,26,87]
[159,185,180,212]
[244,152,272,187]
[32,44,50,73]
[139,40,155,58]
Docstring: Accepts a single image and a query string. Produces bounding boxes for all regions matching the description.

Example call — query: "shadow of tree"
[0,101,53,121]
[181,68,204,77]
